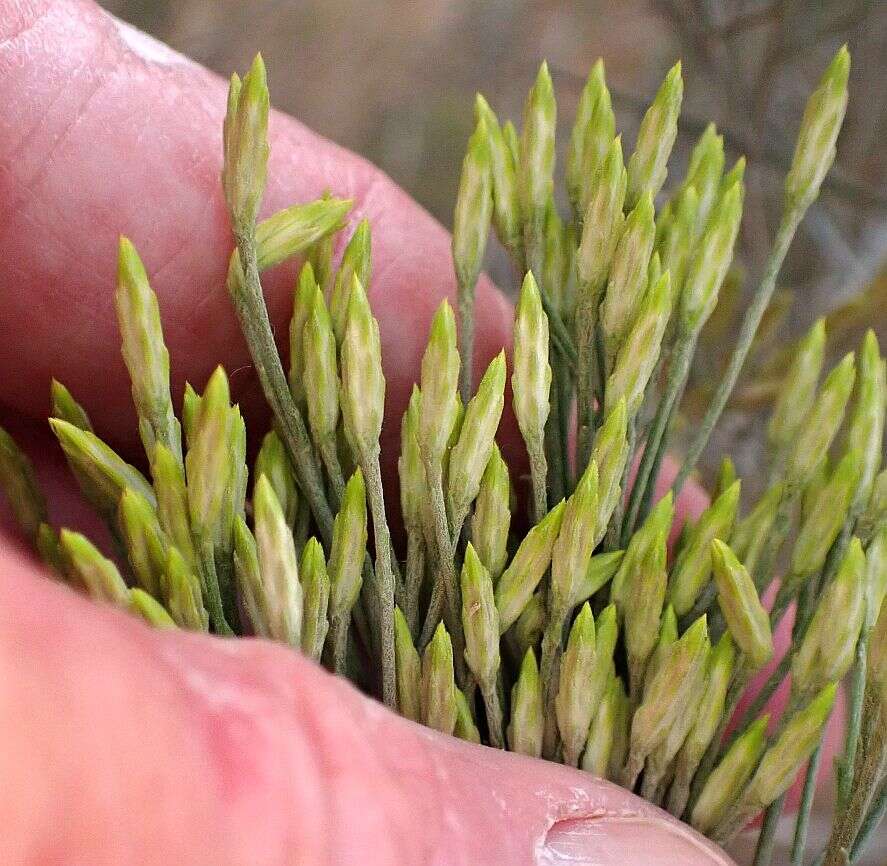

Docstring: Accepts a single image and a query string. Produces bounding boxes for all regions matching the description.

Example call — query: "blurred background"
[95,3,886,862]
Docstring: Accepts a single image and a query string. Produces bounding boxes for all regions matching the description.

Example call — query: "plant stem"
[545,377,565,506]
[331,613,349,675]
[540,606,565,759]
[752,792,787,866]
[319,436,345,507]
[403,530,425,638]
[197,536,233,636]
[575,287,598,472]
[457,276,476,405]
[672,211,803,497]
[527,432,549,524]
[791,736,824,865]
[849,779,887,863]
[230,228,334,545]
[481,679,505,749]
[836,636,868,812]
[362,453,397,709]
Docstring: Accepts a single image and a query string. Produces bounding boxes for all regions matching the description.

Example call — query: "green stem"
[575,283,602,472]
[753,792,787,866]
[527,433,549,524]
[319,436,345,508]
[545,377,565,506]
[457,276,476,405]
[480,679,505,749]
[231,228,334,545]
[556,360,573,495]
[836,635,868,812]
[363,453,397,709]
[403,530,425,638]
[672,210,803,497]
[540,607,566,759]
[197,536,233,636]
[331,613,349,675]
[849,779,887,863]
[791,736,824,865]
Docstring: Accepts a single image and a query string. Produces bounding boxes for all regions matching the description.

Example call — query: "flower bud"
[645,604,678,689]
[790,448,862,581]
[394,605,422,722]
[658,185,698,302]
[460,543,500,687]
[864,525,887,634]
[453,117,493,296]
[599,192,656,368]
[590,399,629,537]
[555,603,598,766]
[128,588,176,629]
[255,431,298,528]
[508,648,544,758]
[447,352,506,526]
[300,538,330,662]
[116,237,182,466]
[623,529,668,686]
[792,538,865,698]
[165,545,208,631]
[768,317,826,452]
[518,61,556,228]
[288,262,317,407]
[254,475,303,648]
[398,386,425,532]
[784,45,850,212]
[341,276,385,459]
[679,181,743,334]
[50,379,93,432]
[454,688,481,744]
[731,482,784,576]
[582,671,621,777]
[150,442,195,567]
[691,716,769,834]
[421,622,457,736]
[786,352,856,485]
[711,540,773,669]
[512,272,552,452]
[330,219,371,344]
[496,499,566,632]
[471,445,511,580]
[255,198,351,273]
[302,286,342,454]
[682,123,725,236]
[60,529,129,606]
[669,480,740,617]
[0,425,46,542]
[419,301,461,468]
[118,487,167,599]
[328,468,368,619]
[626,61,683,208]
[574,550,624,607]
[234,516,267,637]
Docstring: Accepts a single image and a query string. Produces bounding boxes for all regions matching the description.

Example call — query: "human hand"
[0,3,735,863]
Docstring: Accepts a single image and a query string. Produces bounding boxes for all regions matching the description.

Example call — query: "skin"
[0,2,830,863]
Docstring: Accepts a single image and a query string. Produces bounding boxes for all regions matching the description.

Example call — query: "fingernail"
[538,815,735,865]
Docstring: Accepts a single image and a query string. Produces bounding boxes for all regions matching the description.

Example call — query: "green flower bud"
[566,59,613,215]
[790,448,862,581]
[582,670,621,777]
[714,456,738,500]
[626,61,683,208]
[607,674,631,781]
[845,330,886,507]
[784,45,850,212]
[60,529,129,605]
[330,219,372,344]
[768,318,826,451]
[793,538,865,698]
[394,605,422,722]
[508,648,544,757]
[605,271,672,417]
[300,538,330,662]
[599,192,656,368]
[453,688,481,744]
[419,301,461,467]
[711,540,773,669]
[555,603,599,766]
[512,272,552,452]
[679,181,743,334]
[341,276,385,459]
[541,200,568,318]
[645,604,679,689]
[471,445,511,581]
[574,550,624,607]
[184,367,232,537]
[303,286,341,450]
[551,461,599,611]
[590,399,629,535]
[233,516,267,637]
[421,622,457,736]
[682,124,725,236]
[623,529,668,686]
[510,591,545,658]
[328,469,367,618]
[658,185,698,301]
[860,469,887,541]
[864,526,887,634]
[474,94,521,255]
[731,482,784,576]
[115,236,182,466]
[50,418,156,518]
[222,54,269,228]
[692,716,769,835]
[669,480,740,617]
[255,431,298,528]
[746,683,837,809]
[128,588,176,629]
[453,117,492,296]
[288,262,318,407]
[118,487,167,599]
[50,379,93,432]
[166,545,208,631]
[447,352,506,526]
[460,544,500,687]
[36,523,66,578]
[253,475,303,647]
[181,382,201,449]
[496,500,566,632]
[786,352,856,485]
[0,425,46,542]
[518,61,557,228]
[305,192,336,295]
[630,615,709,769]
[398,386,425,533]
[150,443,196,567]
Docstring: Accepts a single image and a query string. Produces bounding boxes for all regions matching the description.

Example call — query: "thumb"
[0,545,734,866]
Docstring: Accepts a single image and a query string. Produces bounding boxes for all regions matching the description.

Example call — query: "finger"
[0,543,734,866]
[0,0,513,468]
